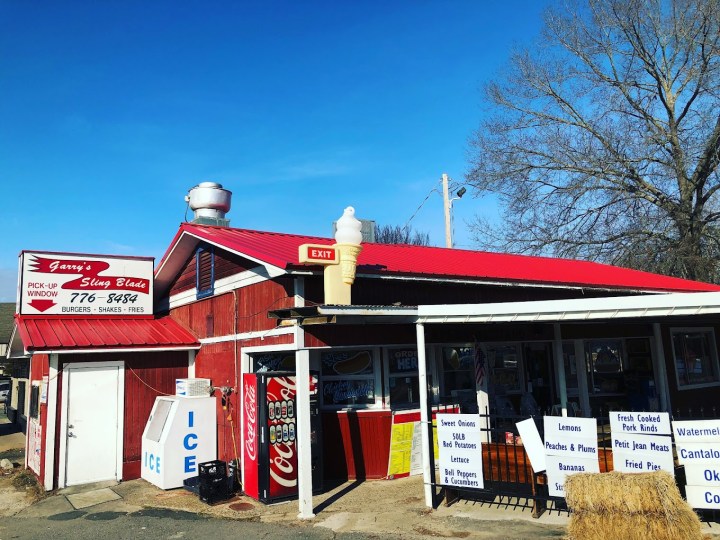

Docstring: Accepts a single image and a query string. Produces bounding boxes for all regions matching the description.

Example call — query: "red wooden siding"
[322,410,392,480]
[122,351,189,479]
[170,279,295,340]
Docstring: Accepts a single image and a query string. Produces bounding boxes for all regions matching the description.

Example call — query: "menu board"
[610,412,673,473]
[437,414,484,489]
[674,419,720,509]
[544,416,599,497]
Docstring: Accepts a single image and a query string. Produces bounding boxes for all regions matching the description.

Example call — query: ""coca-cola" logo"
[269,439,297,488]
[244,380,257,462]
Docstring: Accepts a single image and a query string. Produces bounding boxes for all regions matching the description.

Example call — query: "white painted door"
[64,364,122,486]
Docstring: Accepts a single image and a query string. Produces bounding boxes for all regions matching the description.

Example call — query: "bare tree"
[375,225,431,246]
[467,0,720,282]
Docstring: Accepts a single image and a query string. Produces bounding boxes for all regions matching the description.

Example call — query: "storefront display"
[387,348,419,408]
[320,350,376,407]
[488,344,523,394]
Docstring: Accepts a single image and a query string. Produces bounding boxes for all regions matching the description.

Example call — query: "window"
[320,349,377,407]
[586,339,625,395]
[196,245,215,299]
[251,352,296,372]
[672,329,720,388]
[562,342,579,397]
[12,359,29,379]
[29,384,40,419]
[487,344,523,394]
[387,348,419,408]
[441,346,475,397]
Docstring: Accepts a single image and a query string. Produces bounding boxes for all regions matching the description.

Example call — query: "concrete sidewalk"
[7,474,720,539]
[7,474,571,539]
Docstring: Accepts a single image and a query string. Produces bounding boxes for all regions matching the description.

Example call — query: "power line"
[403,178,443,230]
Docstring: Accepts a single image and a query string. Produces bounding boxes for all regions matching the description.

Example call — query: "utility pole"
[442,173,452,248]
[442,173,466,249]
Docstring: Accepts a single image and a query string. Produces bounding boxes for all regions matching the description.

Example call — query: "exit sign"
[298,244,338,265]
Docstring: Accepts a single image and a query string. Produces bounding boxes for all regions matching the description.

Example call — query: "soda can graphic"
[289,422,296,441]
[281,400,288,418]
[269,401,275,419]
[275,402,281,419]
[287,400,294,418]
[269,424,277,444]
[282,423,289,442]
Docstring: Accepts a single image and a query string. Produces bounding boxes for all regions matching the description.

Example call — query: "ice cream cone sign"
[334,207,363,285]
[297,206,363,305]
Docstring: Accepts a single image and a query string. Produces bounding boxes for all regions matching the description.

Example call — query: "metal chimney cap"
[197,181,223,189]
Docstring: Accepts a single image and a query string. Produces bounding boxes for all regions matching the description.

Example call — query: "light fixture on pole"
[442,173,466,248]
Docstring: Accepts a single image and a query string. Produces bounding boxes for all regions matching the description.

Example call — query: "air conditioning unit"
[176,378,212,397]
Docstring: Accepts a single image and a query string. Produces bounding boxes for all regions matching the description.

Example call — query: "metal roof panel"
[14,315,199,353]
[157,224,720,294]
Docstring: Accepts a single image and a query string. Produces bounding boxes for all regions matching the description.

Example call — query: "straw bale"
[564,471,705,540]
[566,512,705,540]
[565,471,681,514]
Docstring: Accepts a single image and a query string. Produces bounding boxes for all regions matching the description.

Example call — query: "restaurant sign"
[19,251,154,317]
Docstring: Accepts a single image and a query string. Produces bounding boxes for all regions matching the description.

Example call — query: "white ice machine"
[141,395,217,489]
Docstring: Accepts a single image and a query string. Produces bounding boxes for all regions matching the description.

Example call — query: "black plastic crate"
[198,460,231,505]
[183,475,200,495]
[199,460,227,480]
[200,480,229,504]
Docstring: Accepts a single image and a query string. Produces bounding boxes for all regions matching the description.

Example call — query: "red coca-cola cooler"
[242,372,321,503]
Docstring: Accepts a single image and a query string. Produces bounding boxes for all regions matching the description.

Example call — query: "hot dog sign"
[19,251,154,316]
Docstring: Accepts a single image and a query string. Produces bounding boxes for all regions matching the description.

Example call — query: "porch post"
[416,322,433,508]
[652,323,670,412]
[295,346,314,519]
[553,324,568,417]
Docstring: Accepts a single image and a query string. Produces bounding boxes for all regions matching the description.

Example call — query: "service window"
[320,349,378,407]
[387,348,420,408]
[672,328,720,388]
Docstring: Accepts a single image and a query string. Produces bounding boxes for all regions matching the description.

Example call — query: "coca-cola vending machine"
[242,372,321,503]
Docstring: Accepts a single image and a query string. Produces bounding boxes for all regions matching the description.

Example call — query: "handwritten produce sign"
[437,414,484,489]
[673,419,720,509]
[610,412,674,473]
[544,416,599,497]
[20,251,153,316]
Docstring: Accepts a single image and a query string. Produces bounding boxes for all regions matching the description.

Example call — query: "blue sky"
[0,1,549,302]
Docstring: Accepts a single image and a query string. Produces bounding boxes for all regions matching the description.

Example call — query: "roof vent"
[185,182,232,226]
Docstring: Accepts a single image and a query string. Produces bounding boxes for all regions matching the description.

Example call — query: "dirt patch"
[0,467,45,516]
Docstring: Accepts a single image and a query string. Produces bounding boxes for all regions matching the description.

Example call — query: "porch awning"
[417,291,720,324]
[268,304,418,325]
[12,315,200,355]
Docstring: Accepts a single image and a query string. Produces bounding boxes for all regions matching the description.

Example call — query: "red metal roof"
[155,223,720,294]
[15,315,199,353]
